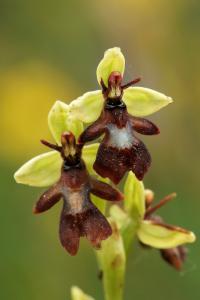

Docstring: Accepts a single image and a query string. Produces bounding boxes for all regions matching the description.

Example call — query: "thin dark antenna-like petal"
[90,178,124,201]
[33,184,62,214]
[129,116,160,135]
[78,117,106,144]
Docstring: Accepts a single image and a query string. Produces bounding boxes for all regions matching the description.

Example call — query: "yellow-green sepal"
[123,87,173,117]
[14,151,61,187]
[48,100,83,144]
[137,220,196,249]
[96,47,125,87]
[69,91,104,123]
[14,143,99,187]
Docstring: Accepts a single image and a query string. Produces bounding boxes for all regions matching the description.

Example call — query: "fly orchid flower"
[14,101,124,255]
[69,47,172,184]
[110,172,196,270]
[34,132,123,255]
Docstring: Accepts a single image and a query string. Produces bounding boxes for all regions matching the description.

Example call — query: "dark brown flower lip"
[59,205,112,256]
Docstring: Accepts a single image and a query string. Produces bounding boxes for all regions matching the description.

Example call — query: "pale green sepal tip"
[48,100,69,144]
[123,87,173,117]
[96,47,125,87]
[69,90,104,123]
[124,172,145,222]
[137,220,196,249]
[14,151,62,187]
[71,286,95,300]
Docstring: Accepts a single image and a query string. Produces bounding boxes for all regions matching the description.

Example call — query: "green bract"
[71,286,95,300]
[96,47,125,87]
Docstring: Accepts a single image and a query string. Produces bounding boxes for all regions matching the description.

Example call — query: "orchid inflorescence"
[14,48,196,300]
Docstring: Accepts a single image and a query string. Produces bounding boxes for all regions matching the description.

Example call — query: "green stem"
[96,219,126,300]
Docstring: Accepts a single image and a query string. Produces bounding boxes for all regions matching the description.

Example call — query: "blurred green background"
[0,0,199,299]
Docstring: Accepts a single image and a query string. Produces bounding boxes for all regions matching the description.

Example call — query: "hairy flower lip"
[79,106,155,183]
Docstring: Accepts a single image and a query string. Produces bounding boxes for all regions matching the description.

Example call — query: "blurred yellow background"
[0,0,199,299]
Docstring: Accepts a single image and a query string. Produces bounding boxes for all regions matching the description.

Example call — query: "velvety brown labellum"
[79,104,159,184]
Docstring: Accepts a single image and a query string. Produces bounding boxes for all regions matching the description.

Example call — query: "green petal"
[71,286,95,300]
[82,143,99,175]
[96,47,125,87]
[48,100,83,144]
[123,87,173,117]
[124,172,145,223]
[69,91,104,123]
[14,151,62,187]
[96,218,126,300]
[137,220,196,249]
